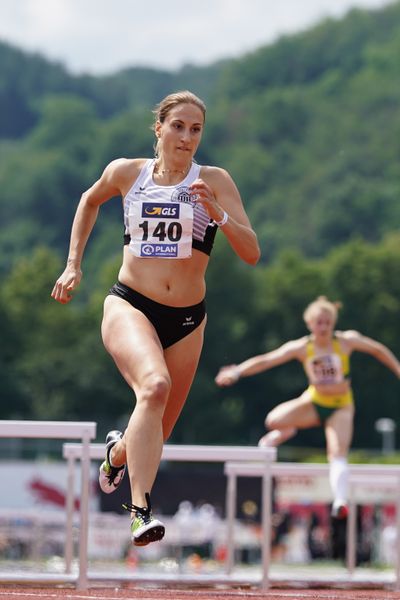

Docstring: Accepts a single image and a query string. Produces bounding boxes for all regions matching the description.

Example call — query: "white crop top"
[123,159,217,258]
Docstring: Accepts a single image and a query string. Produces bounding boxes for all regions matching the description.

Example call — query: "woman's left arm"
[190,167,260,265]
[343,330,400,378]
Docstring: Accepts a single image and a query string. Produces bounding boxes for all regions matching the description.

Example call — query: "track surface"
[1,587,400,599]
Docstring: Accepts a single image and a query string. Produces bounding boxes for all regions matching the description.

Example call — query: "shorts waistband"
[112,280,206,312]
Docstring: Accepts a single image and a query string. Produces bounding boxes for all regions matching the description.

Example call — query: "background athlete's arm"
[342,330,400,378]
[215,338,305,387]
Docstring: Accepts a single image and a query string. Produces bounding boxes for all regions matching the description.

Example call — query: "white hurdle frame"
[62,442,276,589]
[347,474,400,577]
[224,461,400,590]
[0,420,96,590]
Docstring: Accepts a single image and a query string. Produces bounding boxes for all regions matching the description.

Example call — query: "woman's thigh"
[162,316,207,440]
[101,295,170,391]
[324,405,355,457]
[266,390,320,429]
[102,295,206,437]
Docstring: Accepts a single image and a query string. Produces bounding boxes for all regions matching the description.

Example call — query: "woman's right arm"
[51,159,129,304]
[215,339,304,387]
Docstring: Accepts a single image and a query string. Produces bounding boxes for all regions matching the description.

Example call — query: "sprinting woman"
[52,90,260,545]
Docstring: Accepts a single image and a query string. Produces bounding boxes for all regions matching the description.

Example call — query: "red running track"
[1,586,400,600]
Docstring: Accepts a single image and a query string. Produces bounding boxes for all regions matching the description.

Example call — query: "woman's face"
[156,102,204,162]
[307,309,335,340]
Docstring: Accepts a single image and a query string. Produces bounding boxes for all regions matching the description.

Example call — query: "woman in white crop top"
[51,90,260,547]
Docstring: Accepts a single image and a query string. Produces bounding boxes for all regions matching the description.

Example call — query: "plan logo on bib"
[140,243,178,258]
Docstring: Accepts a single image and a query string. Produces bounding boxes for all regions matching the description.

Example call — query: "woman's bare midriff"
[118,246,209,306]
[312,380,351,396]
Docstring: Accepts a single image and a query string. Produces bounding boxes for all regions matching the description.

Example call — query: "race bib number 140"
[128,201,193,258]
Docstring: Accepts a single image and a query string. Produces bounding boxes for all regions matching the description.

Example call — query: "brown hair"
[303,295,342,326]
[152,90,206,157]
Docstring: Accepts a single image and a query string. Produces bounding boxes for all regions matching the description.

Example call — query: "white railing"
[224,461,400,590]
[4,424,398,591]
[62,442,277,589]
[0,420,96,590]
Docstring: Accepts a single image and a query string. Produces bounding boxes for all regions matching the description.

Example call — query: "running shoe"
[98,430,126,494]
[123,493,165,547]
[331,502,349,519]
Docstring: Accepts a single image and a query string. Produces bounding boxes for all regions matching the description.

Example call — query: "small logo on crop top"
[171,186,194,205]
[142,203,180,218]
[134,186,147,196]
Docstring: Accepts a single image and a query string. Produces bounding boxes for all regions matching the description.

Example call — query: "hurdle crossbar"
[62,442,276,590]
[0,420,96,590]
[224,460,400,590]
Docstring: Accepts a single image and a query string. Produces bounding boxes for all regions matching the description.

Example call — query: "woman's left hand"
[189,178,226,223]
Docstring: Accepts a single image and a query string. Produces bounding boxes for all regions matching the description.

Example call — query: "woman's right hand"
[51,264,82,304]
[215,365,240,387]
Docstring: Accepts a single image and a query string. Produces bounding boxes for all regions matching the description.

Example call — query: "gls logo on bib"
[142,203,180,218]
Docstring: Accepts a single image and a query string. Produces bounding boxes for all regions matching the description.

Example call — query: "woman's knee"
[326,432,350,461]
[327,446,348,462]
[139,372,171,410]
[265,412,281,430]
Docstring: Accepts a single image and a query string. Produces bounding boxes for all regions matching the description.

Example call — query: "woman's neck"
[153,159,192,185]
[154,159,191,176]
[312,333,334,349]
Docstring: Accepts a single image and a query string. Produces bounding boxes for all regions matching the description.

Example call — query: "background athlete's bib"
[307,354,343,385]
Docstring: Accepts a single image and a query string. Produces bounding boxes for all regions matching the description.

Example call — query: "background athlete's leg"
[259,389,320,447]
[325,405,354,516]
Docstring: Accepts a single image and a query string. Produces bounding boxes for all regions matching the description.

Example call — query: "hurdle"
[224,461,400,589]
[62,442,276,589]
[347,473,400,577]
[0,420,96,590]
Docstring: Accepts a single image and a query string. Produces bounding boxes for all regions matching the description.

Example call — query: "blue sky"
[0,0,393,74]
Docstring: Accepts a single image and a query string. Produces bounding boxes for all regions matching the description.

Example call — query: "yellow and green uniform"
[303,335,353,422]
